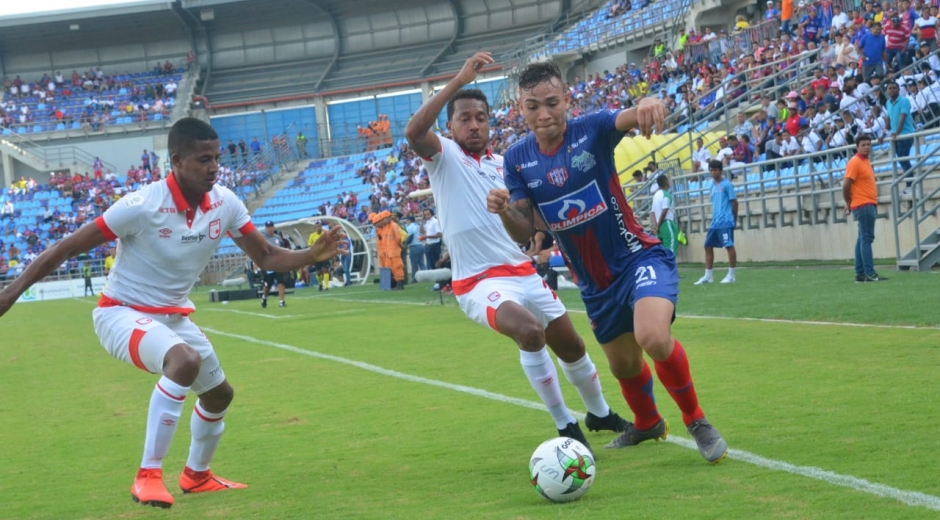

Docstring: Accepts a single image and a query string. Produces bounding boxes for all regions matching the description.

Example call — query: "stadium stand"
[544,0,690,55]
[3,0,939,275]
[0,68,184,135]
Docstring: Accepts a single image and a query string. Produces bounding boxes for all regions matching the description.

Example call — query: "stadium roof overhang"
[0,0,174,29]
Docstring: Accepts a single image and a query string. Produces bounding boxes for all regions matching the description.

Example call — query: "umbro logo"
[158,228,172,239]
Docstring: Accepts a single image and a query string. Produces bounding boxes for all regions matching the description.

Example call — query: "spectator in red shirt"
[883,16,910,72]
[809,68,830,91]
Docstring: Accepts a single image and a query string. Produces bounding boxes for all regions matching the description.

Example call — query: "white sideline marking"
[312,297,939,331]
[202,308,298,320]
[294,289,386,300]
[678,314,938,330]
[204,326,940,512]
[74,293,935,330]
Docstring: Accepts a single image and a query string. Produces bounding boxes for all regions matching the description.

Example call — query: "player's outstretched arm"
[487,188,536,243]
[405,51,494,159]
[234,226,347,272]
[616,97,667,138]
[0,222,110,317]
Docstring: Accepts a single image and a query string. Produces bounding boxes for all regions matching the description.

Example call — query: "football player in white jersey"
[0,118,346,509]
[405,52,628,452]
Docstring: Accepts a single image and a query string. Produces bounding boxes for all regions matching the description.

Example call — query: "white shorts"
[456,273,567,332]
[92,306,225,395]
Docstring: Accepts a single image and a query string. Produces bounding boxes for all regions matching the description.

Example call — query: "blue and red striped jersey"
[503,110,660,296]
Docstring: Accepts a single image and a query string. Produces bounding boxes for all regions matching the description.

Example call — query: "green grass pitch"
[1,266,939,519]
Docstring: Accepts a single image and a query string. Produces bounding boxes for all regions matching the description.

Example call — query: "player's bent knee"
[634,329,673,358]
[163,343,202,385]
[200,381,234,411]
[545,319,586,362]
[512,321,546,352]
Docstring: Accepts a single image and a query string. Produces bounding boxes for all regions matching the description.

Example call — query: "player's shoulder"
[212,183,245,206]
[114,180,162,209]
[504,135,531,154]
[503,135,535,162]
[570,109,618,131]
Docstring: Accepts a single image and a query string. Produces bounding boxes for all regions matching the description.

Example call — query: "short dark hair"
[168,117,218,157]
[656,175,669,188]
[446,89,490,121]
[856,134,873,145]
[518,61,564,91]
[708,160,723,171]
[633,170,644,179]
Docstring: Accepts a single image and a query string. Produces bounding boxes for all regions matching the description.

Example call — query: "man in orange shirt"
[781,0,793,35]
[372,211,405,289]
[842,134,886,282]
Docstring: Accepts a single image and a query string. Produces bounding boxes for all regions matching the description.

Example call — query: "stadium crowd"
[8,0,940,283]
[0,171,132,284]
[0,62,181,133]
[673,0,940,180]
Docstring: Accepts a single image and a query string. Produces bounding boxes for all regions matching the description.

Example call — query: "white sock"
[704,269,713,279]
[559,353,610,418]
[186,401,226,472]
[141,376,189,469]
[728,268,736,277]
[520,348,575,429]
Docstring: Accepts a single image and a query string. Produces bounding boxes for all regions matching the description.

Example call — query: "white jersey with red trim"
[423,136,531,281]
[95,173,254,312]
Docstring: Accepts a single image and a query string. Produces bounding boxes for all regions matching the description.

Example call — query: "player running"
[405,52,629,452]
[0,118,347,508]
[487,61,727,463]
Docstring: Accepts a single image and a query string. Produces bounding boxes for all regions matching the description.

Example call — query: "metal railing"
[682,18,780,66]
[625,128,939,268]
[218,122,302,204]
[501,0,618,83]
[623,43,940,188]
[617,48,822,178]
[887,132,940,268]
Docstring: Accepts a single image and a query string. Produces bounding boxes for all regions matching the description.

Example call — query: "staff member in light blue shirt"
[403,215,426,283]
[695,160,739,285]
[885,81,915,193]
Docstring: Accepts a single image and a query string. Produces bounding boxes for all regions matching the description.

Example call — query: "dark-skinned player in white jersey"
[406,52,629,453]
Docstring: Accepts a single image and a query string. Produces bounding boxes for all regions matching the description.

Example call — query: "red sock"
[654,340,704,426]
[617,361,662,430]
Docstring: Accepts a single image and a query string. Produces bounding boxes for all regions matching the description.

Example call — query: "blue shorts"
[582,245,679,344]
[704,227,735,248]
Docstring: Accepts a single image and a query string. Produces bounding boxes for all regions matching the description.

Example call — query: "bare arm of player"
[405,51,494,159]
[487,188,536,244]
[731,199,739,226]
[234,226,348,272]
[615,97,667,138]
[0,221,111,317]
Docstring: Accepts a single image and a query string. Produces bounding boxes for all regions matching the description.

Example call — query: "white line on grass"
[203,326,940,512]
[316,296,939,331]
[72,293,936,330]
[202,308,298,320]
[678,314,938,330]
[294,289,387,300]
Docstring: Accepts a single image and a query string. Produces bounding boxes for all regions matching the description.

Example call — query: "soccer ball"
[528,437,596,503]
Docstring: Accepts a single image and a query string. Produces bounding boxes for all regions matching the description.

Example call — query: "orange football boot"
[131,468,174,508]
[179,467,248,494]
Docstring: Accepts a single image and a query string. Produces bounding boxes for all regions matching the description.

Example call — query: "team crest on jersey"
[546,167,568,187]
[208,219,222,240]
[571,151,596,172]
[537,180,608,231]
